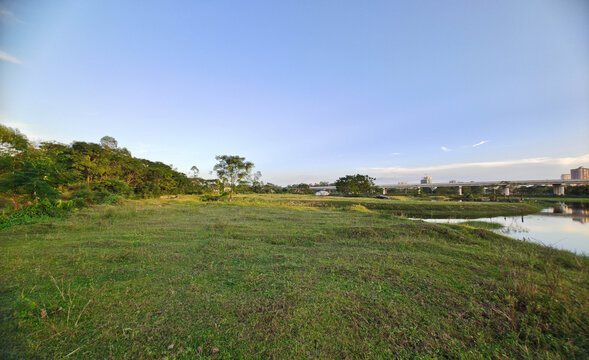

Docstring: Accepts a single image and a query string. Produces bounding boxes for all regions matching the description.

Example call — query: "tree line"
[0,126,201,209]
[0,125,329,211]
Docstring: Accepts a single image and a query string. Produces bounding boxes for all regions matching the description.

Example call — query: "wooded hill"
[0,125,194,210]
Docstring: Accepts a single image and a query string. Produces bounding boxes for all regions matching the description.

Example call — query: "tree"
[190,165,199,178]
[286,183,312,194]
[100,136,118,149]
[0,125,32,208]
[70,142,108,184]
[249,171,263,192]
[335,174,376,195]
[0,155,59,205]
[213,155,254,200]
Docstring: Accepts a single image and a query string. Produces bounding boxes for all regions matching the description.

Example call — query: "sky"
[1,0,588,185]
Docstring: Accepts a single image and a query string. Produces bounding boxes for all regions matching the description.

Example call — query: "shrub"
[0,199,75,229]
[90,179,133,197]
[72,198,87,209]
[103,195,123,205]
[347,204,371,212]
[72,190,112,205]
[201,192,230,202]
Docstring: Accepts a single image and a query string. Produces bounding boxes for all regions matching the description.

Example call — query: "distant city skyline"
[1,1,588,185]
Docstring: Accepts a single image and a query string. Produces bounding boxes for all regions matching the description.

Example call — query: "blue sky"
[1,0,588,185]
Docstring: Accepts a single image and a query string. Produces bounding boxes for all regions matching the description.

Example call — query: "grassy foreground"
[0,195,587,359]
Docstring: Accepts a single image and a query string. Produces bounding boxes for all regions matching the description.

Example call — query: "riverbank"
[1,195,586,359]
[528,196,589,205]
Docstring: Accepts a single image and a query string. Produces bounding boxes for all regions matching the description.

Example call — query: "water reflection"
[420,202,589,255]
[544,203,589,224]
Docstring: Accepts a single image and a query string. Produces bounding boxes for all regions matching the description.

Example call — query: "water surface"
[420,202,589,255]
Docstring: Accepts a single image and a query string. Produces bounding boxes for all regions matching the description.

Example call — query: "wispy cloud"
[365,154,589,175]
[441,146,451,152]
[391,152,401,156]
[472,140,488,147]
[0,9,23,24]
[0,50,21,64]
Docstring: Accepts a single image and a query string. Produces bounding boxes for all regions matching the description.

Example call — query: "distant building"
[570,166,589,180]
[449,180,457,183]
[561,174,571,180]
[420,176,432,185]
[398,181,408,185]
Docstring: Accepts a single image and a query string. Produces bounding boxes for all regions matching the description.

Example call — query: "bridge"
[311,179,589,196]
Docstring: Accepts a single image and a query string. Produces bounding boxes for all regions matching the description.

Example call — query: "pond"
[419,202,589,255]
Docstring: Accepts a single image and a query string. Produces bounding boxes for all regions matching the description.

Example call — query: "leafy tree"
[566,185,589,196]
[0,155,59,205]
[0,125,29,154]
[248,171,263,192]
[335,174,376,195]
[463,186,483,196]
[213,155,254,200]
[190,165,199,178]
[100,136,118,149]
[286,183,312,194]
[0,125,33,208]
[259,183,284,194]
[70,142,109,184]
[434,187,455,196]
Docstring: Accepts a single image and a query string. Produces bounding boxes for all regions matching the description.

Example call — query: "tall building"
[420,176,432,184]
[570,166,589,180]
[561,174,571,180]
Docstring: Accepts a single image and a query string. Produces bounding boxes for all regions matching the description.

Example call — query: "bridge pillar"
[502,186,510,196]
[553,184,565,196]
[383,188,387,195]
[457,186,462,196]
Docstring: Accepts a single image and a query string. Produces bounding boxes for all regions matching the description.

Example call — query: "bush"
[72,198,87,209]
[347,204,370,212]
[0,199,75,229]
[103,195,123,205]
[72,190,112,205]
[90,179,133,197]
[201,192,230,202]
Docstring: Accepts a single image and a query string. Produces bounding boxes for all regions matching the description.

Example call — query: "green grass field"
[1,195,587,359]
[229,194,544,218]
[530,197,589,205]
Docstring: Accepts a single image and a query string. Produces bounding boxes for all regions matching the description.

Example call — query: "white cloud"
[441,146,451,152]
[472,140,488,147]
[0,50,21,64]
[391,152,401,156]
[364,154,589,181]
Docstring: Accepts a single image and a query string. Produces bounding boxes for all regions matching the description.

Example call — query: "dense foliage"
[335,174,377,195]
[0,199,75,229]
[0,125,323,217]
[0,126,193,210]
[213,155,254,200]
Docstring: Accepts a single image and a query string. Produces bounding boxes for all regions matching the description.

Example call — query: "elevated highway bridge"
[311,179,589,196]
